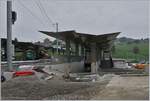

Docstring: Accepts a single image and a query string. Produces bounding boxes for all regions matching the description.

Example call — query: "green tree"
[132,46,139,54]
[112,45,116,53]
[132,46,140,61]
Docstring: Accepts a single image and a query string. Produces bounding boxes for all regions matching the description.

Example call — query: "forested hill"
[112,37,149,62]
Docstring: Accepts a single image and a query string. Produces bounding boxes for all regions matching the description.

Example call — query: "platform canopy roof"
[39,30,120,49]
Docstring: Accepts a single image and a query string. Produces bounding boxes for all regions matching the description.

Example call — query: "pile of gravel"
[2,73,111,100]
[1,75,96,100]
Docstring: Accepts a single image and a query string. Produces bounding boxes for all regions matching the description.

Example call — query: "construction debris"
[44,76,53,80]
[69,73,114,82]
[18,65,34,71]
[13,71,35,77]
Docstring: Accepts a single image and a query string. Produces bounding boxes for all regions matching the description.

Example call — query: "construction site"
[1,62,149,100]
[1,0,149,100]
[1,30,149,100]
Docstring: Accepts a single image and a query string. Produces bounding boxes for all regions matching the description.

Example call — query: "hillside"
[112,37,149,62]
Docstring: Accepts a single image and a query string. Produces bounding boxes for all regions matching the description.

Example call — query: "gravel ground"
[2,72,149,100]
[92,75,149,100]
[1,74,111,100]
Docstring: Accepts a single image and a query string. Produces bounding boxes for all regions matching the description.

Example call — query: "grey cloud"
[0,0,149,42]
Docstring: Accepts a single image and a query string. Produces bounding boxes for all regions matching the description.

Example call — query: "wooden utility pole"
[7,0,12,71]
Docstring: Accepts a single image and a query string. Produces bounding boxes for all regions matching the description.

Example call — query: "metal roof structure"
[39,30,120,49]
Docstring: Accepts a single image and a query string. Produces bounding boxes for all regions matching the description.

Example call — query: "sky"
[0,0,149,42]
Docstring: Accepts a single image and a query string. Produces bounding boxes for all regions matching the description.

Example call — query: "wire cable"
[38,0,54,24]
[17,0,46,26]
[35,0,65,31]
[35,0,55,28]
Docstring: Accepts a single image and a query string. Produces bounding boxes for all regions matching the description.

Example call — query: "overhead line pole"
[56,22,59,54]
[7,0,12,71]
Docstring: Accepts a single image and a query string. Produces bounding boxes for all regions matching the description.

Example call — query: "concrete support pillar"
[66,39,71,62]
[97,47,101,71]
[101,50,104,60]
[91,43,98,74]
[79,44,82,56]
[109,52,114,68]
[81,44,84,56]
[75,43,79,56]
[64,39,71,78]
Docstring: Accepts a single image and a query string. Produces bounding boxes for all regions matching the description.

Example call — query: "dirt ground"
[92,75,149,100]
[1,73,149,100]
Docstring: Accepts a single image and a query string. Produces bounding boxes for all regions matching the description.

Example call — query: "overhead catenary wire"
[17,0,46,27]
[18,0,63,31]
[38,0,54,24]
[35,0,55,28]
[35,0,61,54]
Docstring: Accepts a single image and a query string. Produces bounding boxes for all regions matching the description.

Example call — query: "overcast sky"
[0,0,149,42]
